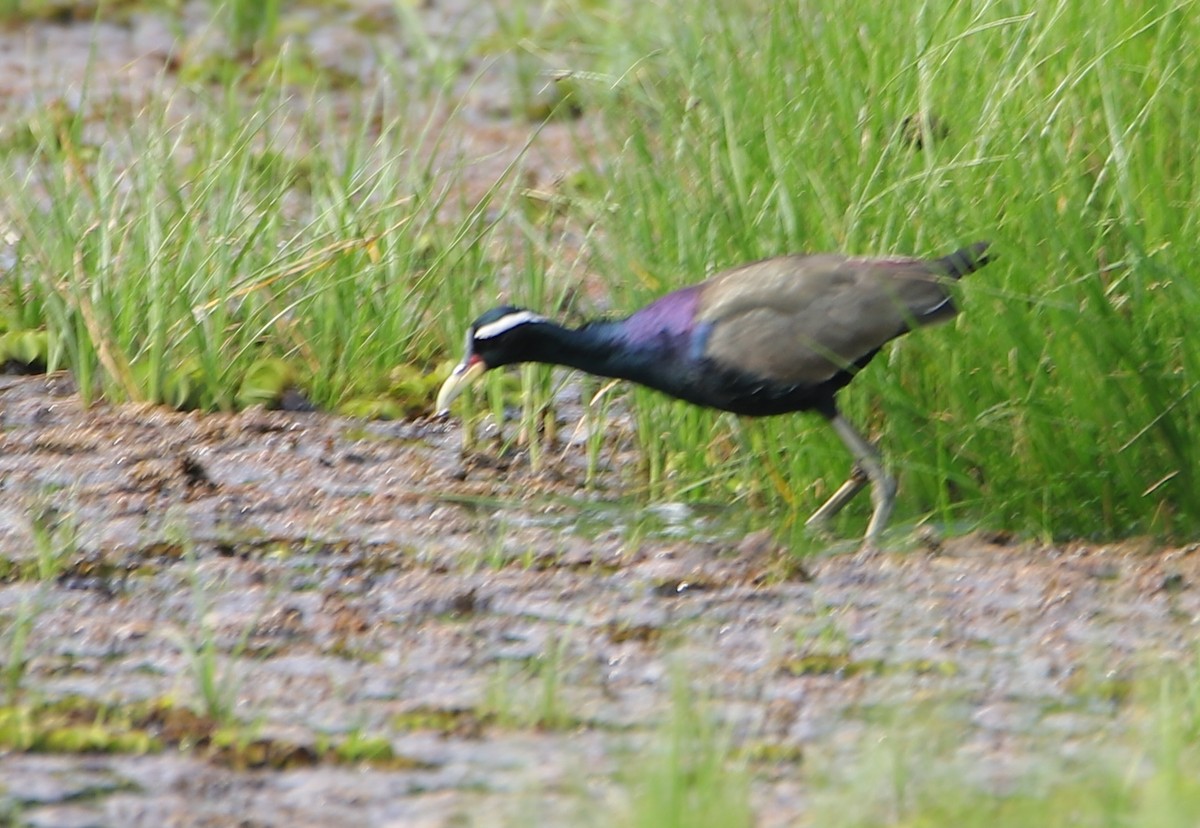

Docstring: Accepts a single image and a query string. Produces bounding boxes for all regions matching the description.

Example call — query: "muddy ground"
[1,3,1199,827]
[3,372,1199,827]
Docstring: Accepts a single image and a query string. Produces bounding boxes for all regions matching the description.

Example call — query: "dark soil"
[2,372,1198,826]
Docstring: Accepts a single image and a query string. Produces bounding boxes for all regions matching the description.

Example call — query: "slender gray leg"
[805,413,896,556]
[805,464,868,530]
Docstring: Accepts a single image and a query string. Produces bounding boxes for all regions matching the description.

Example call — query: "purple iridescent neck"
[525,286,703,385]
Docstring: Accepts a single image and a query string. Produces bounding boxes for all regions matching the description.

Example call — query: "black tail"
[936,241,992,279]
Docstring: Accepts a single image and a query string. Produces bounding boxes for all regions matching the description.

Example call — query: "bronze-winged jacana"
[437,241,992,555]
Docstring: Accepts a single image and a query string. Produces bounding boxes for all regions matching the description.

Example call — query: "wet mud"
[1,374,1198,826]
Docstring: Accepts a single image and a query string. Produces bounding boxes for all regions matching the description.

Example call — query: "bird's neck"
[526,320,635,380]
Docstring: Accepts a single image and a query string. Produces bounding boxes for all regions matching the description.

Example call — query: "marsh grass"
[483,633,578,731]
[801,655,1200,827]
[212,0,282,58]
[169,532,277,724]
[0,69,507,414]
[1,500,77,704]
[528,0,1200,542]
[173,573,251,725]
[1,602,34,706]
[607,651,1200,828]
[617,681,752,828]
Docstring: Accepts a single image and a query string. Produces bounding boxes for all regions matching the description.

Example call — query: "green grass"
[602,653,1200,828]
[482,633,582,731]
[1,71,512,415]
[1,499,76,704]
[2,0,1199,543]
[213,0,281,58]
[616,682,753,828]
[550,0,1200,542]
[171,540,255,724]
[800,656,1200,827]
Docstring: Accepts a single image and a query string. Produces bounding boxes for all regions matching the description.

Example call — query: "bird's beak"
[436,356,487,415]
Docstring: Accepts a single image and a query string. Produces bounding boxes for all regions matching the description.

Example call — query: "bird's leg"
[823,413,897,557]
[804,463,868,532]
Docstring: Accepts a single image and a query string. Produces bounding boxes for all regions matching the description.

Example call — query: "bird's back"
[697,246,986,392]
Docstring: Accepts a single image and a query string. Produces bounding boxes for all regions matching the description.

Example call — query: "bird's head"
[436,306,549,414]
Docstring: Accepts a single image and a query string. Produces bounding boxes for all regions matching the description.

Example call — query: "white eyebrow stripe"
[475,311,547,340]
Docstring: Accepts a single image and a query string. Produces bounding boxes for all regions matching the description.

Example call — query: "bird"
[437,241,993,555]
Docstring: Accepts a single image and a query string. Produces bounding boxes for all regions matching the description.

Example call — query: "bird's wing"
[697,254,957,386]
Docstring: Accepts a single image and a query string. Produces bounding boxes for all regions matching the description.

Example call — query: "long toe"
[854,539,881,562]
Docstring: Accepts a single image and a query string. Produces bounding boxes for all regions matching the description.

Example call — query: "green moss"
[782,654,884,678]
[326,730,402,765]
[333,363,450,420]
[1062,669,1136,706]
[604,620,663,645]
[392,706,494,737]
[781,655,958,679]
[0,0,178,26]
[0,557,40,583]
[337,397,408,420]
[176,45,361,92]
[739,741,804,765]
[235,357,296,409]
[0,697,161,755]
[0,329,49,372]
[208,726,319,771]
[0,696,430,769]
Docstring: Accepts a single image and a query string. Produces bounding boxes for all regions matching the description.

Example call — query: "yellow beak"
[435,358,487,415]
